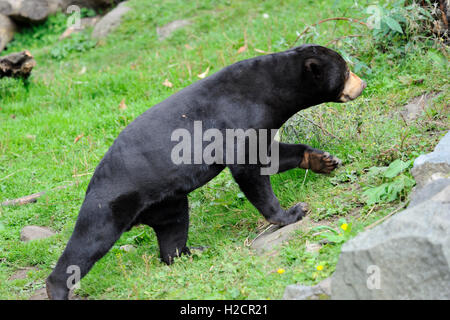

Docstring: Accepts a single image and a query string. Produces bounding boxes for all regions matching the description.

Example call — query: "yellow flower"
[340,223,348,231]
[316,265,324,271]
[277,268,285,274]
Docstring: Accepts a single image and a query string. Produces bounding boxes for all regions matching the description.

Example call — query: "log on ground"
[0,50,36,79]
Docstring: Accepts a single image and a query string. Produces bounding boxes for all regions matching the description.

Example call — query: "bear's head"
[296,44,366,104]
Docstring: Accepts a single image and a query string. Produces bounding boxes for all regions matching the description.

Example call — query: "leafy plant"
[50,33,97,60]
[366,0,437,52]
[362,159,415,205]
[311,219,354,245]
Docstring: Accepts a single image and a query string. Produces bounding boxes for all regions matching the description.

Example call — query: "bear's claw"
[300,149,342,174]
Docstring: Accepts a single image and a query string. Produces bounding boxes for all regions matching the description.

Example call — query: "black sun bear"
[46,44,366,299]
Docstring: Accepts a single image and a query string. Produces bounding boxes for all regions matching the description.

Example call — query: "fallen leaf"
[26,134,36,140]
[118,99,127,110]
[237,44,247,54]
[184,44,193,50]
[197,66,210,79]
[74,133,84,143]
[237,30,248,54]
[163,79,173,88]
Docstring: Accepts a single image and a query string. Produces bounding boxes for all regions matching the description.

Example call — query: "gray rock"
[331,185,450,299]
[284,278,331,300]
[411,131,450,189]
[409,178,450,207]
[58,0,123,11]
[0,0,60,23]
[0,13,15,52]
[119,244,136,252]
[434,131,450,153]
[400,92,441,122]
[156,19,191,41]
[305,240,322,253]
[251,216,317,254]
[20,226,56,242]
[91,1,130,39]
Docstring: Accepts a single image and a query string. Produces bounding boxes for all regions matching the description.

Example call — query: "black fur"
[47,44,351,299]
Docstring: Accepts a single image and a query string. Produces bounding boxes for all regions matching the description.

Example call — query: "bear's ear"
[304,58,322,77]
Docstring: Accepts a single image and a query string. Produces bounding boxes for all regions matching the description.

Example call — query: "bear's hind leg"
[46,192,141,299]
[139,196,190,265]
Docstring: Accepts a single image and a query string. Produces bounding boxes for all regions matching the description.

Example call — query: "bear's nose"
[361,80,367,90]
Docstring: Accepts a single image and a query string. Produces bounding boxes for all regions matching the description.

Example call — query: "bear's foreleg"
[230,166,308,226]
[277,143,341,174]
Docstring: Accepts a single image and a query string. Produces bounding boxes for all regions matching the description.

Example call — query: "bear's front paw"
[279,202,309,226]
[300,149,342,174]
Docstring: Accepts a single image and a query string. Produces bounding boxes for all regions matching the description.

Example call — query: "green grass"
[0,0,448,299]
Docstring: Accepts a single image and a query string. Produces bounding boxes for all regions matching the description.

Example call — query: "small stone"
[283,278,331,300]
[20,226,56,242]
[305,241,322,253]
[251,216,319,254]
[119,244,136,252]
[156,19,191,41]
[399,92,441,122]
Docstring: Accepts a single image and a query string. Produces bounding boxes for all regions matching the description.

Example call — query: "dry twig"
[291,17,369,47]
[297,113,342,140]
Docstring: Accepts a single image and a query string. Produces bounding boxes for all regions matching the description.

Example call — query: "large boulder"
[411,131,450,188]
[0,13,15,52]
[0,1,122,24]
[58,0,122,11]
[331,185,450,299]
[409,177,450,207]
[91,0,129,39]
[0,0,60,23]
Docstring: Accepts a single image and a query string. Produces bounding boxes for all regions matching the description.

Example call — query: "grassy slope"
[0,0,448,299]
